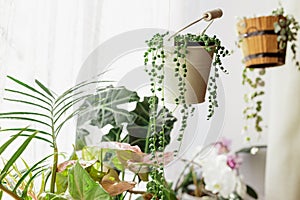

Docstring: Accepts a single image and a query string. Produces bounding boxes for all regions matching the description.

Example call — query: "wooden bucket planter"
[237,15,287,68]
[164,43,215,104]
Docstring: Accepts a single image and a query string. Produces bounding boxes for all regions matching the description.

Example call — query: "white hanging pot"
[164,43,215,104]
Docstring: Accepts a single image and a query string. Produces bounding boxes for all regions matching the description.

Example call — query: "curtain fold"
[265,1,300,199]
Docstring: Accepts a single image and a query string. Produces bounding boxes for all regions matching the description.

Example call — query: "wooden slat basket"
[237,15,287,68]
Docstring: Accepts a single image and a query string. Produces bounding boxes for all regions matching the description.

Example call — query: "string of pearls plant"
[242,68,266,141]
[144,31,229,199]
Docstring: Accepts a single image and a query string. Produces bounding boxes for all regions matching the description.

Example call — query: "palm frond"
[0,131,38,182]
[4,89,52,107]
[35,80,55,98]
[13,154,52,193]
[3,98,51,112]
[0,128,51,137]
[7,76,54,103]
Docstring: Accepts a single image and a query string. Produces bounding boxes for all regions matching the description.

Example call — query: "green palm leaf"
[0,131,38,182]
[0,127,28,154]
[3,98,51,112]
[0,116,51,128]
[21,168,45,199]
[5,89,52,107]
[0,112,51,119]
[0,128,51,137]
[13,154,52,192]
[35,80,55,98]
[7,76,54,103]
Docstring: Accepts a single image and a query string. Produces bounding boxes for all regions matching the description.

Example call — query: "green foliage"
[0,128,49,200]
[144,30,229,199]
[127,96,176,153]
[173,33,229,120]
[68,162,111,200]
[272,6,300,69]
[76,87,176,153]
[0,74,108,197]
[242,68,265,140]
[77,86,139,129]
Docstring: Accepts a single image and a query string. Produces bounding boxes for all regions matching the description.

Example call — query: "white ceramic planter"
[164,45,214,104]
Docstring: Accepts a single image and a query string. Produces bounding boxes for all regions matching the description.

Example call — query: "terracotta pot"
[237,15,287,68]
[164,43,215,104]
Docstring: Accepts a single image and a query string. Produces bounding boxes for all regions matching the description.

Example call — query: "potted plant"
[140,10,231,199]
[0,75,179,200]
[236,6,300,69]
[174,138,259,200]
[237,6,300,141]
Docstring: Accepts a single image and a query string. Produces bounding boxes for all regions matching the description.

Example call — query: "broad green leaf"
[55,170,68,194]
[85,165,107,183]
[101,127,123,142]
[77,86,139,129]
[75,129,90,150]
[68,162,111,200]
[0,131,38,181]
[127,96,176,152]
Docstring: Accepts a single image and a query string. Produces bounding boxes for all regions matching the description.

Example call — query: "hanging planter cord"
[168,8,223,40]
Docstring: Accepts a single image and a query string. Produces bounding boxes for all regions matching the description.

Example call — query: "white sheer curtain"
[265,0,300,199]
[0,0,107,165]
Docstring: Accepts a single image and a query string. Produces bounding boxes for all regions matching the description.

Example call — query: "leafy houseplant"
[237,6,300,141]
[143,30,230,199]
[0,75,117,199]
[0,76,177,200]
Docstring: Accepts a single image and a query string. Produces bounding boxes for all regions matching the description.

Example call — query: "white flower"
[201,151,237,198]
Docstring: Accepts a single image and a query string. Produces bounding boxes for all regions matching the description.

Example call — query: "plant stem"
[0,184,22,200]
[50,145,58,193]
[50,107,57,193]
